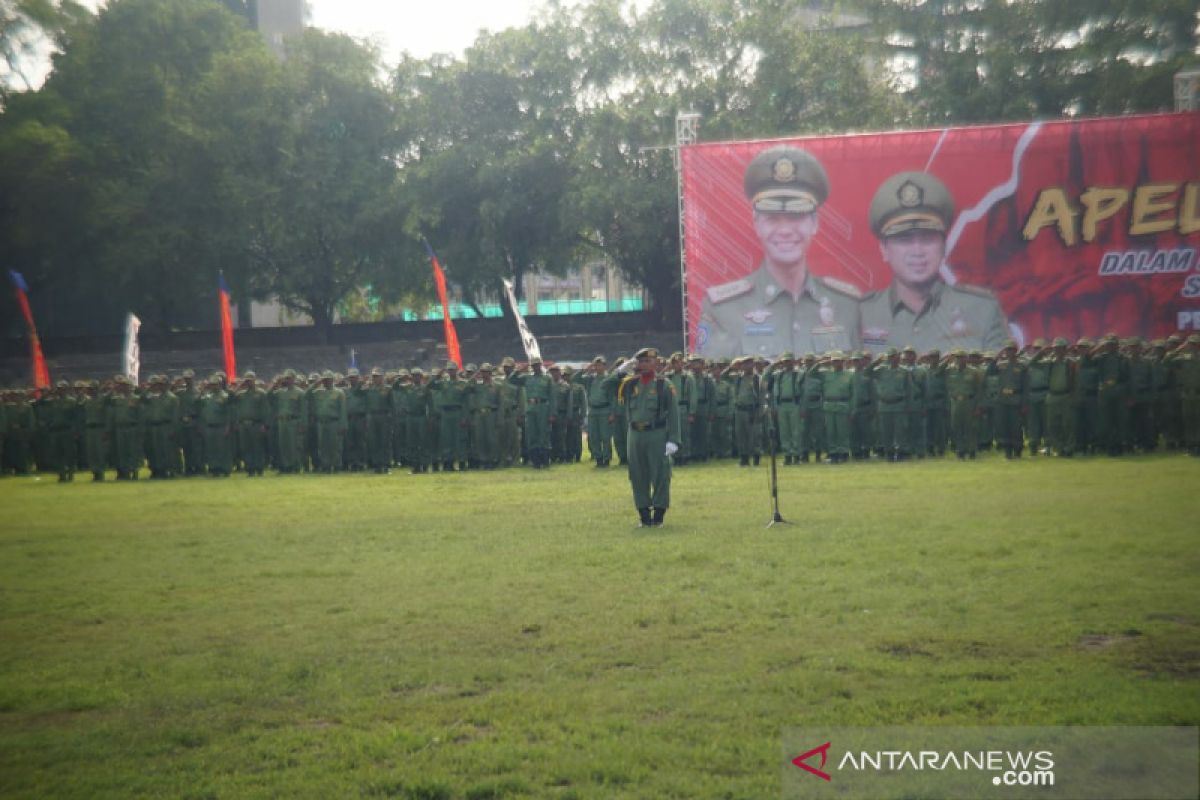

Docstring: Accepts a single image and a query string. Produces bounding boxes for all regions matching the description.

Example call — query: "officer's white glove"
[617,359,636,375]
[664,442,679,457]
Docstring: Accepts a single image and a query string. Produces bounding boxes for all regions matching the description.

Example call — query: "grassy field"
[1,453,1197,799]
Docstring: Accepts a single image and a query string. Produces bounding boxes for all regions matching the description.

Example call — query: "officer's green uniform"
[861,171,1008,354]
[691,363,715,462]
[800,357,825,460]
[1093,338,1129,456]
[945,356,982,458]
[994,349,1027,457]
[710,365,734,458]
[607,352,682,525]
[768,357,803,463]
[1127,345,1155,451]
[234,375,270,475]
[401,373,432,472]
[344,373,369,470]
[82,387,110,480]
[509,364,553,468]
[979,359,1000,450]
[46,384,81,481]
[924,354,949,456]
[109,381,143,478]
[665,362,696,463]
[1173,337,1200,455]
[1150,344,1173,449]
[430,365,472,470]
[272,375,307,473]
[1042,343,1077,456]
[498,362,522,467]
[142,380,179,478]
[849,355,876,459]
[365,373,394,472]
[577,360,616,466]
[547,371,572,463]
[312,377,347,472]
[1024,346,1051,455]
[821,355,854,462]
[873,354,910,459]
[731,362,763,465]
[1074,343,1100,454]
[177,375,204,475]
[697,147,862,359]
[198,382,233,476]
[471,368,504,468]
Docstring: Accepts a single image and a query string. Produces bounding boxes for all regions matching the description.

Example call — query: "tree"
[0,0,89,97]
[871,0,1200,123]
[204,29,408,341]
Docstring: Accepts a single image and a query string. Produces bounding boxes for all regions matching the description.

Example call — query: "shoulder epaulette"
[706,278,753,304]
[953,282,997,298]
[816,275,864,299]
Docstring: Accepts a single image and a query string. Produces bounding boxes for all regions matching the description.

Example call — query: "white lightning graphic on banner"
[940,121,1044,285]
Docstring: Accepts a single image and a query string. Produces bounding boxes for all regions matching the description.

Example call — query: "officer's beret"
[1053,337,1069,347]
[902,345,917,354]
[72,380,87,389]
[346,368,360,378]
[1031,338,1047,348]
[927,349,940,359]
[479,363,494,372]
[321,370,336,379]
[1076,338,1093,347]
[1001,339,1017,352]
[370,367,383,377]
[530,357,543,366]
[181,369,195,379]
[635,347,658,360]
[952,349,966,357]
[410,368,423,376]
[869,171,955,238]
[501,356,515,367]
[445,360,458,370]
[562,366,574,376]
[827,351,845,360]
[853,350,867,360]
[687,353,703,362]
[669,351,683,361]
[592,355,606,364]
[777,351,795,361]
[1188,334,1200,345]
[885,347,899,357]
[744,146,829,213]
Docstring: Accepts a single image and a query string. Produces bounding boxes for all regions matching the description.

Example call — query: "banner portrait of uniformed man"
[682,113,1200,357]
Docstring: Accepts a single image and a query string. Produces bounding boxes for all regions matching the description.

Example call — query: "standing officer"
[1023,341,1050,455]
[849,351,876,460]
[944,350,982,459]
[471,364,504,469]
[820,353,854,463]
[401,368,432,473]
[767,352,802,464]
[698,146,862,359]
[664,353,696,463]
[578,356,615,467]
[199,374,233,476]
[1092,334,1129,456]
[142,374,179,479]
[1175,334,1200,456]
[272,370,307,474]
[431,361,472,471]
[312,371,348,472]
[994,341,1028,458]
[607,347,681,527]
[1041,339,1076,456]
[731,357,763,466]
[365,368,394,473]
[81,380,110,481]
[873,348,910,461]
[177,369,204,476]
[799,353,824,463]
[234,372,270,476]
[46,380,81,482]
[710,358,734,459]
[688,355,714,462]
[923,350,949,456]
[861,172,1009,354]
[509,357,554,468]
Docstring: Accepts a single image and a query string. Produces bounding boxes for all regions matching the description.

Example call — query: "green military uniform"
[607,349,682,527]
[665,358,697,463]
[365,370,394,473]
[1127,343,1155,451]
[849,353,876,459]
[234,374,270,476]
[697,147,862,360]
[577,358,615,467]
[272,373,307,473]
[873,352,910,459]
[176,372,204,475]
[108,379,142,478]
[944,355,982,458]
[800,356,825,461]
[710,363,734,459]
[471,366,504,468]
[730,360,763,466]
[1093,336,1129,456]
[45,383,82,482]
[401,371,432,472]
[81,384,110,480]
[547,368,572,463]
[924,353,949,456]
[861,171,1008,354]
[311,374,347,472]
[343,371,369,471]
[994,345,1028,457]
[821,354,854,462]
[1023,344,1051,455]
[509,362,554,468]
[6,392,36,474]
[430,363,472,471]
[1173,336,1200,455]
[767,355,803,464]
[498,360,522,467]
[198,380,233,476]
[1074,341,1100,454]
[979,357,1000,450]
[142,377,179,479]
[1042,341,1077,456]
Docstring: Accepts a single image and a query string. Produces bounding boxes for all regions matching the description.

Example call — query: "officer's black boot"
[638,507,652,527]
[93,471,104,482]
[739,455,749,467]
[753,454,760,466]
[651,507,665,527]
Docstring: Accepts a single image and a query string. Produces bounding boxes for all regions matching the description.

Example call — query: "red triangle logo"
[792,741,832,781]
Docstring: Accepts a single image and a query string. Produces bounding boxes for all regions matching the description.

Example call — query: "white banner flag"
[123,312,141,384]
[502,278,542,362]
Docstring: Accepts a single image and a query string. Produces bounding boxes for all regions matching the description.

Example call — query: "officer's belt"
[825,395,850,402]
[527,398,547,404]
[148,421,171,426]
[629,421,665,431]
[1049,390,1071,396]
[439,405,462,411]
[276,415,297,420]
[775,399,798,404]
[736,404,759,411]
[86,423,107,429]
[879,396,905,404]
[589,403,612,409]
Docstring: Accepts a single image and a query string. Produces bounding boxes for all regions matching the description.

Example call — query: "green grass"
[1,453,1197,799]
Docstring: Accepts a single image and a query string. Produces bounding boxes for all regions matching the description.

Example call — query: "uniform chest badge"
[818,297,835,327]
[950,308,975,337]
[744,309,773,324]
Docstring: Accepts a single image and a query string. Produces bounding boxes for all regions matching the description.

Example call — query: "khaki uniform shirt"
[697,264,861,359]
[860,280,1009,355]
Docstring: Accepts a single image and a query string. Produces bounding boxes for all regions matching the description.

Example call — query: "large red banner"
[682,113,1200,358]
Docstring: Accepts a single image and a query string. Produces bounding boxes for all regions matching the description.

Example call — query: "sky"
[305,0,547,63]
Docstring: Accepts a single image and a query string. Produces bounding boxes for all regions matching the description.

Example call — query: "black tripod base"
[766,509,791,528]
